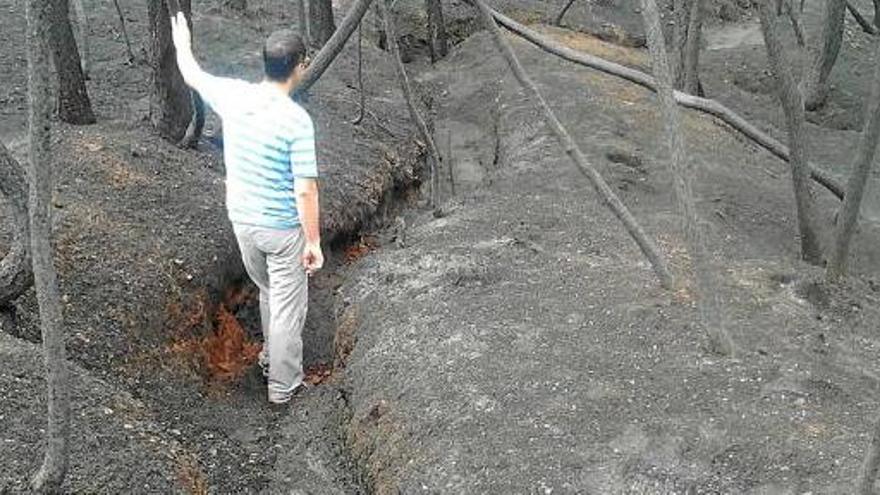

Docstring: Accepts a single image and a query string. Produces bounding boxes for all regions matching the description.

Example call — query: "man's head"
[262,30,308,92]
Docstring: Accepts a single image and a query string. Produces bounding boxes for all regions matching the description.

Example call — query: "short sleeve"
[290,113,319,179]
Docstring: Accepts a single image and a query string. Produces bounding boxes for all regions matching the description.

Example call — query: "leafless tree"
[426,0,449,62]
[470,0,674,289]
[802,0,845,110]
[71,0,88,77]
[309,0,337,48]
[379,0,441,207]
[874,0,880,29]
[148,0,202,144]
[26,0,71,491]
[827,38,880,281]
[48,0,95,124]
[641,0,733,354]
[0,143,32,308]
[294,0,375,98]
[673,0,705,96]
[756,0,823,264]
[296,0,311,51]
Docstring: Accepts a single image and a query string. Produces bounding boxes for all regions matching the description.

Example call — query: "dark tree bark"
[827,38,880,281]
[296,0,311,51]
[802,0,845,110]
[0,143,32,308]
[858,414,880,494]
[294,0,374,98]
[148,0,197,143]
[757,0,823,264]
[425,0,449,62]
[26,0,71,492]
[641,0,733,355]
[875,0,880,29]
[673,0,705,96]
[379,0,441,206]
[309,0,336,48]
[486,7,845,200]
[48,0,95,125]
[71,0,88,77]
[471,0,674,289]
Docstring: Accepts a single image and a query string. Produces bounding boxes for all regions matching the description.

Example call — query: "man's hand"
[170,12,192,55]
[302,242,324,276]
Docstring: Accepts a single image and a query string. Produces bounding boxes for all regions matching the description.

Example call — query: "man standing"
[170,13,323,405]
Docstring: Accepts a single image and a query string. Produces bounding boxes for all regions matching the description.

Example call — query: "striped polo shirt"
[199,76,318,230]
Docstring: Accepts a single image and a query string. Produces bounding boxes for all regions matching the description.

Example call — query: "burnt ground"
[2,0,880,493]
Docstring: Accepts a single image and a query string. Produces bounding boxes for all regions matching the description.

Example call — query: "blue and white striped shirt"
[200,77,318,230]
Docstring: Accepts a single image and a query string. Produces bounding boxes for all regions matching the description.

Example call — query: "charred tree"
[426,0,449,62]
[641,0,733,354]
[309,0,337,48]
[296,0,311,51]
[470,0,674,289]
[27,0,72,491]
[294,0,374,97]
[71,0,88,77]
[379,0,441,206]
[553,0,577,26]
[757,0,823,264]
[673,0,705,96]
[802,0,845,110]
[875,0,880,29]
[148,0,198,143]
[0,143,32,308]
[112,0,135,63]
[827,38,880,281]
[48,0,95,125]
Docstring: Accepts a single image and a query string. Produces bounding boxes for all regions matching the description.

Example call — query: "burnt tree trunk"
[757,0,823,264]
[27,0,71,492]
[112,0,135,63]
[425,0,449,62]
[673,0,704,96]
[471,0,674,289]
[875,0,880,29]
[553,0,578,26]
[0,143,32,308]
[641,0,733,355]
[294,0,374,98]
[802,0,845,110]
[48,0,95,125]
[148,0,196,142]
[71,0,88,77]
[296,0,311,51]
[309,0,336,48]
[827,38,880,281]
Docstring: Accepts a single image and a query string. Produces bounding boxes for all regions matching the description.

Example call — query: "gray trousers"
[233,223,308,403]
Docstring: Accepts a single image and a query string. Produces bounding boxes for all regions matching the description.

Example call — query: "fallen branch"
[294,0,374,98]
[351,23,365,125]
[380,0,440,207]
[553,0,577,26]
[0,142,33,307]
[847,0,879,34]
[471,0,674,289]
[641,0,734,353]
[487,7,845,200]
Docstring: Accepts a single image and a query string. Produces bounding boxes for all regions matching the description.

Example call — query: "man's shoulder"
[282,101,314,135]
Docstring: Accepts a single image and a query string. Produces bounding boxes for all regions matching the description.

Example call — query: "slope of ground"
[336,28,880,493]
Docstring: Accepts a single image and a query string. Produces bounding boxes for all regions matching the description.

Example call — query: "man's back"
[203,79,318,230]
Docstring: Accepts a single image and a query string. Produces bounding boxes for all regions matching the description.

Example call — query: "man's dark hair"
[262,30,306,81]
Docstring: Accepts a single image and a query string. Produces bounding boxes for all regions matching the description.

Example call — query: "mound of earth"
[334,28,880,493]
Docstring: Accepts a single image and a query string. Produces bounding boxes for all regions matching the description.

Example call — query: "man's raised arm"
[169,12,218,97]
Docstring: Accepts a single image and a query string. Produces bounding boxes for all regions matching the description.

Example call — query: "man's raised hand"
[170,11,191,54]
